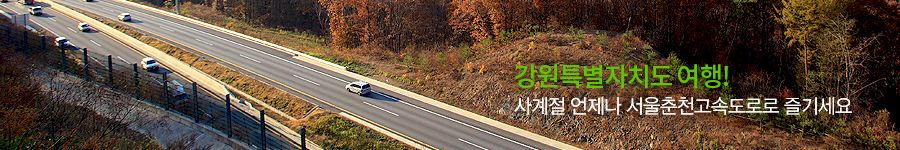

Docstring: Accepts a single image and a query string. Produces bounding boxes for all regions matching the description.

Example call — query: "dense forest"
[136,0,899,148]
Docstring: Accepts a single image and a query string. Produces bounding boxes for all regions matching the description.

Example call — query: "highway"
[50,0,568,149]
[0,1,304,149]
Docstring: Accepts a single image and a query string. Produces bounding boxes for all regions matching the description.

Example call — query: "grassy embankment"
[82,6,412,149]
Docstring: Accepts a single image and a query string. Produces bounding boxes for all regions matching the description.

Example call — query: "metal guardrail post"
[194,82,199,123]
[226,94,232,138]
[108,55,113,85]
[134,63,139,98]
[61,47,66,73]
[164,74,169,108]
[83,48,89,80]
[260,109,266,150]
[301,127,307,150]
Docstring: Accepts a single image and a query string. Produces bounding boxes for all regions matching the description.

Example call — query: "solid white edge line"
[291,74,320,86]
[375,92,538,150]
[459,138,489,150]
[363,101,399,117]
[29,21,58,36]
[238,54,261,63]
[89,55,102,64]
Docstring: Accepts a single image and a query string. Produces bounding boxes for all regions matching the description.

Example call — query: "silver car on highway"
[141,57,160,71]
[345,81,371,95]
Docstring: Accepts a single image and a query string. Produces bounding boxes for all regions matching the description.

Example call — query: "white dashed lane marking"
[364,101,399,117]
[239,54,261,63]
[117,56,130,64]
[292,74,320,86]
[160,26,174,32]
[195,38,213,46]
[90,40,101,47]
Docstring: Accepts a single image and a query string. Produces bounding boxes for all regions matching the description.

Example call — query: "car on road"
[1,0,7,3]
[29,6,41,16]
[55,37,70,48]
[84,0,93,2]
[167,80,187,98]
[17,0,32,5]
[141,57,160,71]
[345,81,371,95]
[78,23,91,32]
[118,13,131,21]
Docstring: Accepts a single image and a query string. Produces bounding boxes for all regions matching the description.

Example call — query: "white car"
[167,80,186,97]
[345,81,371,95]
[141,57,160,71]
[17,0,33,5]
[118,13,131,21]
[28,6,41,16]
[55,37,70,47]
[78,23,91,32]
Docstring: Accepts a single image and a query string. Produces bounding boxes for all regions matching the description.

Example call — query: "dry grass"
[285,111,413,150]
[190,59,314,117]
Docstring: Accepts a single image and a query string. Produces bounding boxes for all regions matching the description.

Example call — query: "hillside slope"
[357,32,829,149]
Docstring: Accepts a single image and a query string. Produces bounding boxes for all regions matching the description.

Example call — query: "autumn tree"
[777,0,849,96]
[320,0,361,47]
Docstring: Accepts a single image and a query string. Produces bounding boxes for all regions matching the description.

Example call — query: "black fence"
[0,23,303,149]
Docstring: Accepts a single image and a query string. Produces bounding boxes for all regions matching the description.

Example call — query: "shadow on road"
[124,19,143,23]
[366,91,400,102]
[33,14,56,18]
[146,67,173,75]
